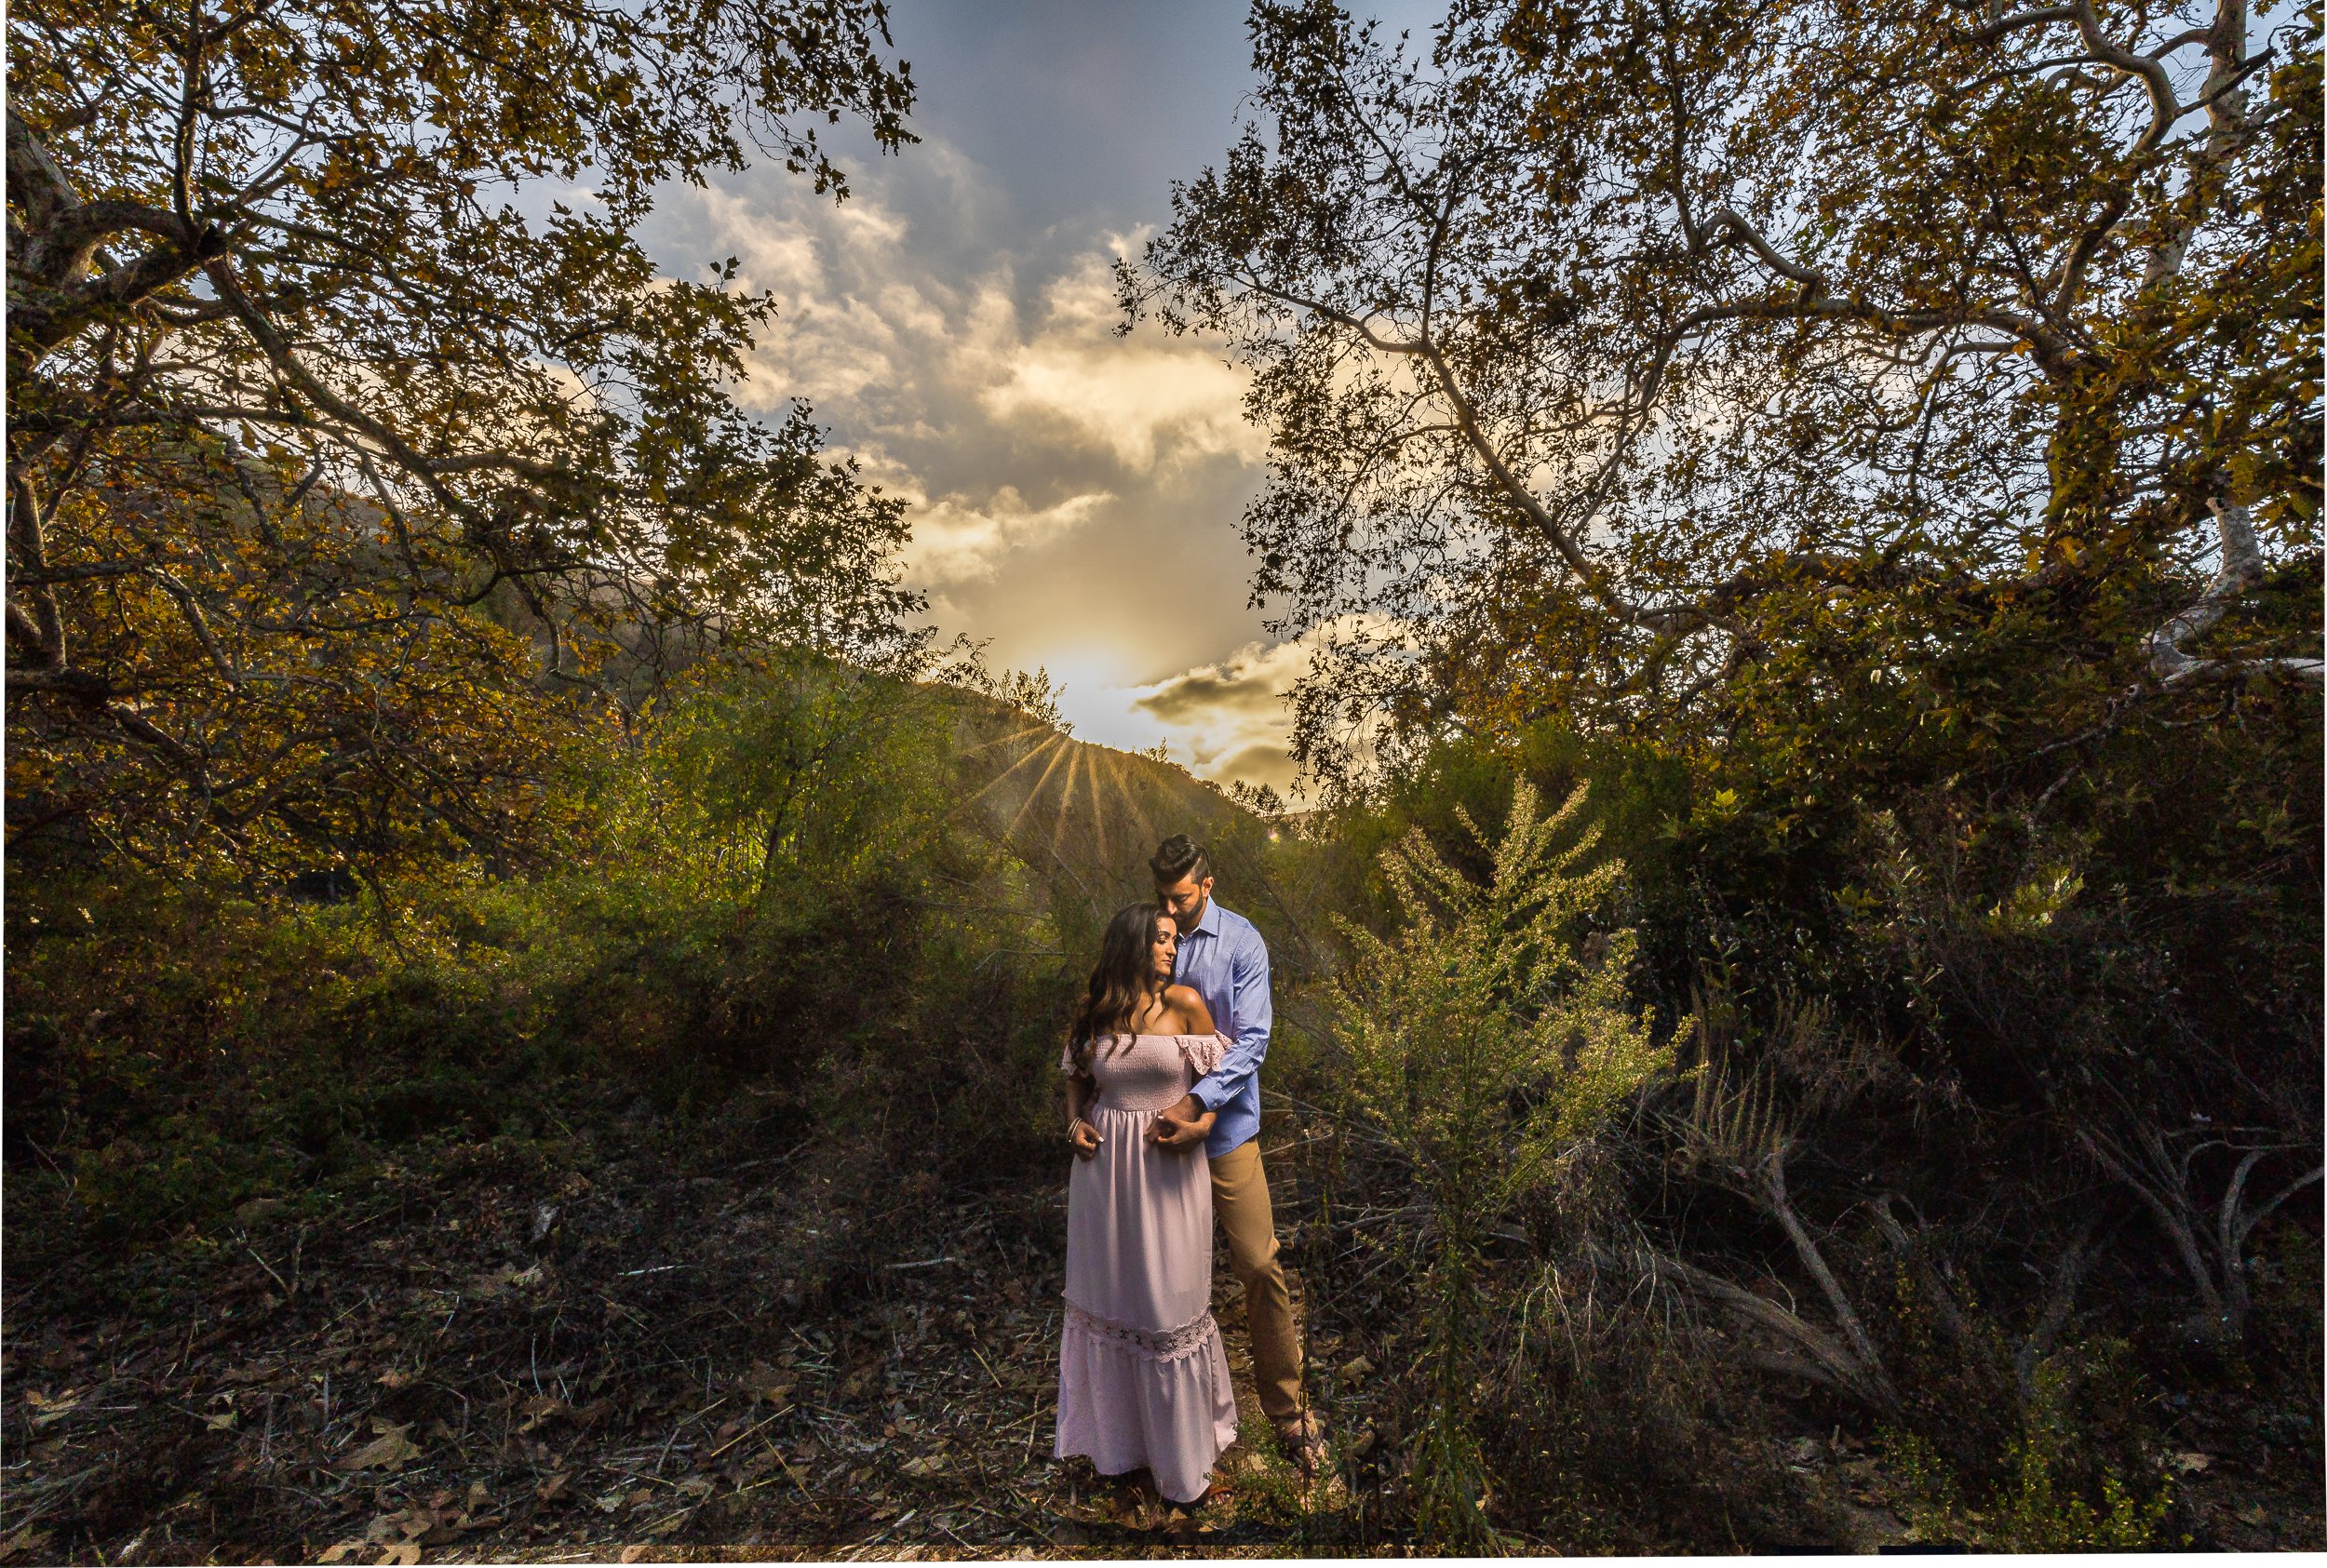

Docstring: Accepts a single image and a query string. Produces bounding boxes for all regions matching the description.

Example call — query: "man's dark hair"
[1150,834,1210,887]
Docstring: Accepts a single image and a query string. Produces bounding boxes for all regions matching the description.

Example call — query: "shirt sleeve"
[1189,926,1271,1115]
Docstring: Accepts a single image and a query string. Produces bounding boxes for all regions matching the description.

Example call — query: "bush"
[1325,776,1684,1550]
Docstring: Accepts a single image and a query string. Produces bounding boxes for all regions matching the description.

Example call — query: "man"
[1145,833,1327,1476]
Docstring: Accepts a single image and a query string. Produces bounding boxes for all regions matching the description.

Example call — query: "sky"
[634,0,1438,797]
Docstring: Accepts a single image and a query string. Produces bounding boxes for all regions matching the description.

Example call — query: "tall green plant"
[1327,778,1685,1551]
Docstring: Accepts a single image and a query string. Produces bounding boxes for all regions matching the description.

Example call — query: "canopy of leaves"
[1129,0,2320,788]
[7,0,924,882]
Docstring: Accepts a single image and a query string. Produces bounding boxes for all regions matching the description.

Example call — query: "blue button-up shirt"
[1173,898,1272,1158]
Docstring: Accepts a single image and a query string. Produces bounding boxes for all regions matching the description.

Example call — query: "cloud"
[1110,638,1313,795]
[1209,742,1298,791]
[632,127,1302,738]
[1134,638,1312,725]
[903,486,1116,587]
[645,168,1267,593]
[978,258,1267,474]
[1106,614,1418,799]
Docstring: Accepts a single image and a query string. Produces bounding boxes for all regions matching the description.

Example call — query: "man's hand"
[1148,1093,1216,1152]
[1069,1118,1102,1160]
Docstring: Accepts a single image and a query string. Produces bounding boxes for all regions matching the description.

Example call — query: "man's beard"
[1174,903,1206,969]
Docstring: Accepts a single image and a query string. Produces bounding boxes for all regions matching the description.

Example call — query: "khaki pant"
[1209,1137,1303,1427]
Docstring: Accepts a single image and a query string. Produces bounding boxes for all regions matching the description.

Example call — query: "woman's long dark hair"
[1068,902,1169,1069]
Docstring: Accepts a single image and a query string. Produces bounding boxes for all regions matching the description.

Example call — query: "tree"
[1127,0,2320,788]
[7,0,923,880]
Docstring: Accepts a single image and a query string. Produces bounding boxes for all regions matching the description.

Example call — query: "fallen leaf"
[338,1423,421,1472]
[316,1540,368,1564]
[1338,1356,1374,1386]
[2172,1452,2213,1474]
[901,1454,944,1478]
[2236,1506,2267,1526]
[375,1368,415,1390]
[374,1541,421,1566]
[24,1388,82,1427]
[594,1487,628,1514]
[619,1548,649,1563]
[534,1473,571,1505]
[467,1267,517,1299]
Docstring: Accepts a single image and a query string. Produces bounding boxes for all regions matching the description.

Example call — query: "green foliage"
[2,653,1070,1262]
[1881,1358,2177,1551]
[1333,778,1681,1207]
[1134,0,2320,783]
[1326,777,1684,1550]
[8,0,924,879]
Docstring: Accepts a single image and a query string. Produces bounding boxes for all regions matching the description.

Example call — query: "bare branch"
[2149,502,2323,687]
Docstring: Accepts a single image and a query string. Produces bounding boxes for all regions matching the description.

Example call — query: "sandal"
[1275,1411,1329,1478]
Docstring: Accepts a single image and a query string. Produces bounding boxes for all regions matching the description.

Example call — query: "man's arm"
[1189,925,1271,1115]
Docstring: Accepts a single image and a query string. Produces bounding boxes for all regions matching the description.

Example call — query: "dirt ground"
[4,1097,2319,1561]
[0,1104,1365,1565]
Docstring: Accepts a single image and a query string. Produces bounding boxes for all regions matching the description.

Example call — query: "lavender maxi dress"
[1055,1032,1241,1502]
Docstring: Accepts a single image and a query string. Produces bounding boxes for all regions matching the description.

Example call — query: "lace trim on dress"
[1062,1298,1223,1364]
[1179,1031,1227,1078]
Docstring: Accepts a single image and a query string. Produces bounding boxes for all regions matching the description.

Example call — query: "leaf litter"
[0,1105,1355,1562]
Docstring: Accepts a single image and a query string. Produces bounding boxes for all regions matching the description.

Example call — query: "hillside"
[944,687,1251,916]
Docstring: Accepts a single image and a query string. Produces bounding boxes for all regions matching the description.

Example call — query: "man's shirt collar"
[1189,897,1224,939]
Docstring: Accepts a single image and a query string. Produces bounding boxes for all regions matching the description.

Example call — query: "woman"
[1055,902,1239,1506]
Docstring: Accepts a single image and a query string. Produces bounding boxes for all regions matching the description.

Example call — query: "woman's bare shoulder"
[1163,985,1216,1033]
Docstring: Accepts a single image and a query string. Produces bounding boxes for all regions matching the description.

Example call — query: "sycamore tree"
[1127,0,2320,791]
[7,0,922,882]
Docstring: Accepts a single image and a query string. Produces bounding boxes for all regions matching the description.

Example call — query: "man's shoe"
[1276,1411,1328,1478]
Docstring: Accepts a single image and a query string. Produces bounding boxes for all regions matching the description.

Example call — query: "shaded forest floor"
[4,1087,2320,1561]
[0,1089,1358,1564]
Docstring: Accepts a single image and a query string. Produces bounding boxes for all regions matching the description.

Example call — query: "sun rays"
[949,701,1229,912]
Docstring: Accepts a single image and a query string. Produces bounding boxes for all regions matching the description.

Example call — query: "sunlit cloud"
[979,257,1267,475]
[1119,638,1308,795]
[1135,638,1311,725]
[903,486,1117,587]
[649,171,1266,595]
[628,71,1302,725]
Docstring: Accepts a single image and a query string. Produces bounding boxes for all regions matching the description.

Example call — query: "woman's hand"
[1068,1118,1102,1160]
[1147,1095,1217,1151]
